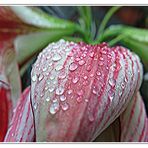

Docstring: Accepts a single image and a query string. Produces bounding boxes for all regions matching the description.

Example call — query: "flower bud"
[31,39,143,142]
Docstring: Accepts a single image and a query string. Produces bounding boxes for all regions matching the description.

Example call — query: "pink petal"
[31,39,143,142]
[120,92,148,142]
[0,80,12,141]
[4,86,35,142]
[0,35,21,141]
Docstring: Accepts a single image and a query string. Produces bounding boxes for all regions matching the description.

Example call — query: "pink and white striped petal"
[4,86,35,142]
[120,92,148,142]
[31,39,143,142]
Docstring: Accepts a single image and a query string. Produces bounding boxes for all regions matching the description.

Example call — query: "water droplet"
[32,74,37,82]
[68,51,73,57]
[119,90,122,97]
[88,114,94,122]
[58,71,67,79]
[85,99,89,102]
[76,96,82,103]
[49,101,59,115]
[45,86,48,90]
[46,97,50,102]
[56,86,64,95]
[48,86,55,93]
[38,74,44,81]
[69,63,78,71]
[83,76,88,80]
[75,57,80,62]
[11,133,14,137]
[65,47,71,52]
[82,53,86,57]
[86,64,91,72]
[92,87,97,95]
[99,61,103,66]
[72,77,79,84]
[124,77,128,83]
[33,102,38,110]
[61,102,69,111]
[78,60,85,66]
[90,73,94,77]
[42,67,47,72]
[108,90,115,101]
[101,50,107,54]
[96,71,101,76]
[49,62,53,66]
[89,52,95,58]
[60,95,66,101]
[111,63,116,71]
[49,75,55,80]
[100,57,104,61]
[46,72,49,76]
[67,89,73,95]
[83,80,89,86]
[46,55,50,60]
[52,54,62,62]
[55,64,63,71]
[121,82,125,89]
[40,92,44,97]
[77,90,84,96]
[53,80,56,85]
[108,78,116,87]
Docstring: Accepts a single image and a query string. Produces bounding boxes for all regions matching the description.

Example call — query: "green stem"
[95,6,122,43]
[108,35,125,46]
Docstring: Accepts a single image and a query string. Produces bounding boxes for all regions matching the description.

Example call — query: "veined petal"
[4,86,35,142]
[0,38,21,108]
[0,80,12,142]
[31,39,143,142]
[120,92,148,142]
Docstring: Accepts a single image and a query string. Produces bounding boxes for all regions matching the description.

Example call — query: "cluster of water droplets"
[31,40,125,121]
[31,39,77,115]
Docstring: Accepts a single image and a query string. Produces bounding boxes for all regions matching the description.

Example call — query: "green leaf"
[99,25,123,42]
[77,6,92,30]
[10,6,78,31]
[108,34,125,46]
[15,29,75,66]
[99,7,121,34]
[95,6,121,43]
[101,25,148,44]
[121,38,148,70]
[77,6,92,42]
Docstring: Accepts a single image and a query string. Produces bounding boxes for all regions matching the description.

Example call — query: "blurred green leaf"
[15,29,75,66]
[101,25,148,44]
[121,38,148,70]
[11,6,78,31]
[95,6,121,43]
[77,6,92,42]
[99,6,121,33]
[77,6,92,31]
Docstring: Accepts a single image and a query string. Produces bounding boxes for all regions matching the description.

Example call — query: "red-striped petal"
[4,86,35,142]
[31,39,143,142]
[120,92,148,142]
